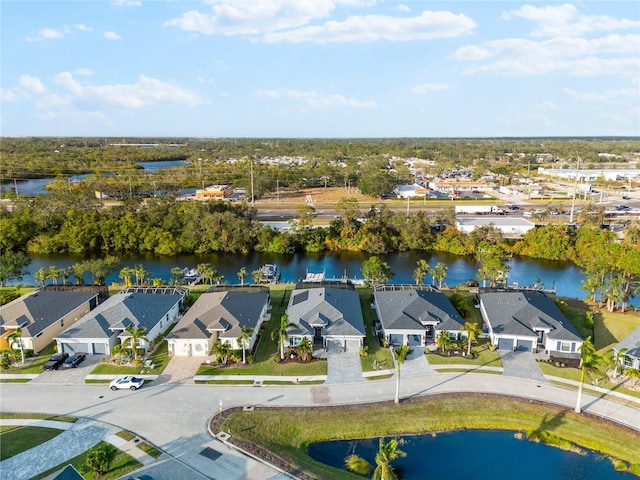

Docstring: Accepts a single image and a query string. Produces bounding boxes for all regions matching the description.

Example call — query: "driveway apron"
[402,347,434,376]
[0,418,119,480]
[499,350,548,383]
[325,351,363,384]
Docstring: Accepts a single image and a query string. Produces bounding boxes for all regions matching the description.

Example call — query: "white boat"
[303,269,326,283]
[183,267,198,279]
[260,264,280,283]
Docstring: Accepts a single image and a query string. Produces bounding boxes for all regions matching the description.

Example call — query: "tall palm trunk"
[575,367,585,413]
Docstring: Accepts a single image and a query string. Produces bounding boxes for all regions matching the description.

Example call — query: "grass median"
[220,393,640,479]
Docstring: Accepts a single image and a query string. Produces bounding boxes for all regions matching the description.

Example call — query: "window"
[60,320,64,327]
[556,341,571,352]
[623,357,633,367]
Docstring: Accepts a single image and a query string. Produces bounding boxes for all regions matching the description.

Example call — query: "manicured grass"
[221,394,640,480]
[91,337,170,375]
[356,287,394,372]
[0,413,76,422]
[197,359,327,376]
[3,342,56,374]
[196,379,255,385]
[115,430,135,441]
[0,378,30,383]
[263,380,325,385]
[432,368,502,375]
[0,426,64,460]
[138,441,162,458]
[366,374,393,380]
[30,441,141,480]
[426,338,502,368]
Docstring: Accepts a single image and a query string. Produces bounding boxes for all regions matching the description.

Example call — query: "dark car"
[63,353,86,368]
[43,353,69,371]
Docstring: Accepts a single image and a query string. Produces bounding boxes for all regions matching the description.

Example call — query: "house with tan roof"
[0,289,99,354]
[166,288,270,356]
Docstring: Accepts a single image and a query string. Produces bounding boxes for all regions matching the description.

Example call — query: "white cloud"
[563,88,639,102]
[536,101,558,111]
[263,11,476,43]
[410,83,452,94]
[53,72,202,108]
[19,75,46,95]
[256,88,375,108]
[104,31,121,40]
[75,24,93,32]
[393,4,410,13]
[457,35,640,78]
[27,28,65,42]
[1,88,19,102]
[112,0,142,6]
[165,0,340,36]
[504,4,640,38]
[74,68,94,76]
[37,112,58,120]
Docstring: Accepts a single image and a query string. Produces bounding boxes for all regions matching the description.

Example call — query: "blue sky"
[1,1,638,137]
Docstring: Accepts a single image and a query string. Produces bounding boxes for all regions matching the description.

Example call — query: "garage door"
[497,338,514,351]
[407,334,422,347]
[325,338,342,353]
[92,342,108,355]
[61,342,89,354]
[345,339,361,352]
[516,339,533,352]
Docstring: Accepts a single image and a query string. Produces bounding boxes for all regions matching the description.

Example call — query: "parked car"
[622,195,630,200]
[63,353,86,368]
[43,353,69,371]
[110,376,145,391]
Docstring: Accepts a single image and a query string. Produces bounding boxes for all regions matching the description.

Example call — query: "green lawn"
[0,413,76,422]
[2,342,56,374]
[90,333,171,375]
[30,441,141,480]
[426,338,502,368]
[0,426,64,460]
[356,287,393,372]
[221,395,640,480]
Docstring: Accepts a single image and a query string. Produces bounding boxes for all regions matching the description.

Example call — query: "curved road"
[2,373,638,452]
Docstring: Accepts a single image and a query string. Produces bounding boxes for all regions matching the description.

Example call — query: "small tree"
[7,328,26,364]
[345,454,372,476]
[251,268,265,284]
[298,337,313,362]
[214,342,231,365]
[461,321,481,357]
[413,259,430,285]
[373,437,406,480]
[431,262,448,288]
[575,336,601,414]
[362,256,394,286]
[393,345,410,404]
[170,267,184,285]
[237,267,248,286]
[436,330,451,354]
[271,314,297,360]
[612,348,628,378]
[237,325,254,365]
[84,444,118,477]
[122,326,148,360]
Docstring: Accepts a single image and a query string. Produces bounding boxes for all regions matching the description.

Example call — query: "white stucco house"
[55,287,186,356]
[479,291,583,357]
[166,288,270,356]
[373,285,466,347]
[613,326,640,370]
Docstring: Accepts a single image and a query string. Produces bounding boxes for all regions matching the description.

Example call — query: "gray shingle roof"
[479,292,582,341]
[0,290,98,337]
[374,289,465,332]
[615,326,640,360]
[286,288,365,337]
[57,292,182,340]
[167,290,269,341]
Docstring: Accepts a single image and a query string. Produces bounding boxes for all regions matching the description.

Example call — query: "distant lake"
[308,430,629,480]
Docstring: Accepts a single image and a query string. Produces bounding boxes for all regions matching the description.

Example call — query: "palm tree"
[298,337,313,362]
[575,336,600,414]
[197,263,214,285]
[212,268,224,286]
[237,325,255,365]
[119,267,135,287]
[612,347,629,379]
[252,268,265,284]
[46,265,61,285]
[170,267,185,285]
[431,262,448,288]
[237,267,248,285]
[133,264,146,286]
[373,437,406,480]
[34,267,47,287]
[435,330,451,354]
[393,345,410,404]
[413,259,429,285]
[122,326,149,360]
[461,321,481,357]
[271,314,297,360]
[69,262,87,285]
[8,328,26,364]
[345,455,371,477]
[214,342,231,365]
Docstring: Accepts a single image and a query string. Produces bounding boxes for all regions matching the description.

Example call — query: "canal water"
[15,250,630,306]
[307,430,629,480]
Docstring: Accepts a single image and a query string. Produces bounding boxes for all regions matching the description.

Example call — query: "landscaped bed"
[216,393,640,480]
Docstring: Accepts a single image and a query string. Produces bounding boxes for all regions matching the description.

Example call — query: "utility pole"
[569,156,581,223]
[276,179,279,204]
[250,157,254,207]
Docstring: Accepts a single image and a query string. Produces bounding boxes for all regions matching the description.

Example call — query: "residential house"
[0,290,99,354]
[166,288,270,356]
[374,286,465,347]
[613,326,640,370]
[286,287,365,352]
[479,291,583,356]
[55,287,186,356]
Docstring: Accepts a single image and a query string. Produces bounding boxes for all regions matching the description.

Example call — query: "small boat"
[302,269,326,283]
[260,264,280,283]
[183,267,198,279]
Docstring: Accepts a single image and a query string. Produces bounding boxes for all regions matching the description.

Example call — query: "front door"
[314,327,323,344]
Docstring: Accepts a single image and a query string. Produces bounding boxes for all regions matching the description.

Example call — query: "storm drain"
[200,447,222,461]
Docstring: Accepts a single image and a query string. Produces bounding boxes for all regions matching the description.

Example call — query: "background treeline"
[2,137,639,199]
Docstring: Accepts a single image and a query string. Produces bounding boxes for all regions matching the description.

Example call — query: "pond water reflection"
[308,430,629,480]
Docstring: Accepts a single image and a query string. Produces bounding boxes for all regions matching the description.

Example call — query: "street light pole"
[569,156,581,224]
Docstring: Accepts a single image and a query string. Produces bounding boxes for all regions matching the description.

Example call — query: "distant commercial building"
[456,217,536,237]
[195,185,232,199]
[394,183,428,198]
[537,167,640,182]
[428,181,494,193]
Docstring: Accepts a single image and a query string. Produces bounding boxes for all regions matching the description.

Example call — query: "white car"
[110,376,144,391]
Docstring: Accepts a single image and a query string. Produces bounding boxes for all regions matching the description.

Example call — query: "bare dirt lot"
[258,186,373,205]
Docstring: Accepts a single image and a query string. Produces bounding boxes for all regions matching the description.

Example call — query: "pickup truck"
[43,353,69,371]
